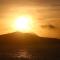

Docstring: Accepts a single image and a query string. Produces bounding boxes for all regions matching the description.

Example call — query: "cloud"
[40,24,55,29]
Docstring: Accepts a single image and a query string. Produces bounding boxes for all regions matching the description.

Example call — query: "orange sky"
[0,0,60,39]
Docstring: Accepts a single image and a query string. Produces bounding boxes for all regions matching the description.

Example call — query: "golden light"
[13,15,33,33]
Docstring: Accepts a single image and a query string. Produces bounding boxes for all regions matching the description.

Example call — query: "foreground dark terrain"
[0,32,60,60]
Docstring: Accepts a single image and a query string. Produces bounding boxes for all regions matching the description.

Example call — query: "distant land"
[0,32,60,60]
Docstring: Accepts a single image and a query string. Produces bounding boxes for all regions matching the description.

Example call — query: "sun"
[13,15,33,33]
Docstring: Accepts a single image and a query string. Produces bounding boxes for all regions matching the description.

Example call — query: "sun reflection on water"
[13,49,32,59]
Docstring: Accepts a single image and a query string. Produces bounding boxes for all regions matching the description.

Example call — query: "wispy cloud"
[40,24,55,29]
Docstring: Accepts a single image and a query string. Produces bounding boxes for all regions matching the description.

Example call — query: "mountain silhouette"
[0,32,60,60]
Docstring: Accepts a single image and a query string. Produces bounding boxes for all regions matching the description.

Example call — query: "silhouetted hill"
[0,32,60,60]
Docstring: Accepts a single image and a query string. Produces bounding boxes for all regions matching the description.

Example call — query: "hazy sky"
[0,0,60,39]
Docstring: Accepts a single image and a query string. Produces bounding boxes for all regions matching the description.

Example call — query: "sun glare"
[13,15,33,33]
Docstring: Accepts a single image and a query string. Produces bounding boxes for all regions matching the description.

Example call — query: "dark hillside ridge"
[0,32,60,60]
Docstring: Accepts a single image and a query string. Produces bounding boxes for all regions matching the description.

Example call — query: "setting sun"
[13,15,33,33]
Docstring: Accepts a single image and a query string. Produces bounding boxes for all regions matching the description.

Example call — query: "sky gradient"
[0,0,60,39]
